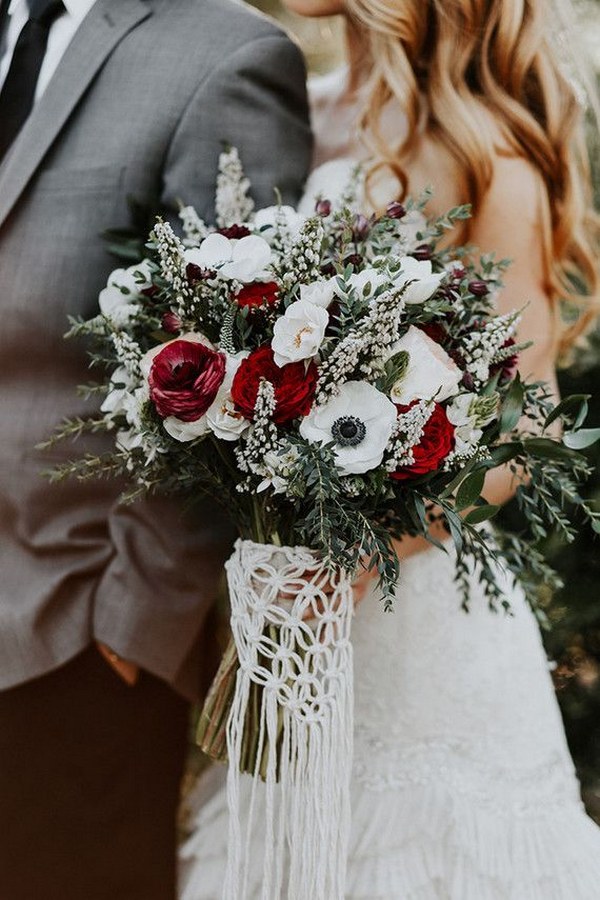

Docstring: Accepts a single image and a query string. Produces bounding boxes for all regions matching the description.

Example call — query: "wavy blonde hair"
[345,0,600,355]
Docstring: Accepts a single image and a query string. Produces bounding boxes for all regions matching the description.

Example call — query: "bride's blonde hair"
[346,0,600,355]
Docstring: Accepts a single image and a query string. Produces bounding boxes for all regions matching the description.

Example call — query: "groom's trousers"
[0,646,189,900]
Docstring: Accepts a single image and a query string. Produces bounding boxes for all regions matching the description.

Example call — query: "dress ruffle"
[179,766,600,900]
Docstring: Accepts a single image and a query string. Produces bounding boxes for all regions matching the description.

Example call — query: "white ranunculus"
[393,256,445,304]
[100,366,138,420]
[139,332,213,380]
[221,235,272,283]
[271,298,329,367]
[206,352,251,441]
[389,326,462,406]
[99,262,152,324]
[344,267,388,300]
[185,234,231,270]
[185,234,272,283]
[446,393,476,428]
[300,278,337,309]
[300,381,397,475]
[398,209,427,252]
[446,393,482,454]
[254,205,305,244]
[163,415,210,442]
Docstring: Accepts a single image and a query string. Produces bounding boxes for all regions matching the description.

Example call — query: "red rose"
[231,345,318,426]
[391,402,455,481]
[235,281,280,310]
[149,339,226,421]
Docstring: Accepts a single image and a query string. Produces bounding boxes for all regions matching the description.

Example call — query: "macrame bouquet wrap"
[223,539,354,900]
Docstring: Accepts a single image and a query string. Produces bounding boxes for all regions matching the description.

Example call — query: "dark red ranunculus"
[231,345,318,426]
[149,339,226,421]
[391,402,455,481]
[235,281,280,310]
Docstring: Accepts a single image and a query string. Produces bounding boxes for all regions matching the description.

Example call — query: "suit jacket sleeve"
[92,28,312,694]
[161,30,313,219]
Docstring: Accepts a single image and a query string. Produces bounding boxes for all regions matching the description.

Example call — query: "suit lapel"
[0,0,152,229]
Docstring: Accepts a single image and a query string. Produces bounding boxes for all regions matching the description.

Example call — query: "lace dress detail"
[178,71,600,898]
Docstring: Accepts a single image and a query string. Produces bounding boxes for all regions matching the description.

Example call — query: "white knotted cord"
[223,539,354,900]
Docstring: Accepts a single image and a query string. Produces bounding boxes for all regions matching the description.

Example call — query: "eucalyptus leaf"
[500,374,525,433]
[486,443,523,466]
[464,504,501,525]
[455,469,486,511]
[524,437,580,461]
[544,394,590,430]
[563,428,600,450]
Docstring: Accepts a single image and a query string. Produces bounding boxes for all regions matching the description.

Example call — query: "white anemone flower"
[389,326,462,406]
[271,297,329,368]
[300,381,397,475]
[393,256,445,304]
[186,234,272,283]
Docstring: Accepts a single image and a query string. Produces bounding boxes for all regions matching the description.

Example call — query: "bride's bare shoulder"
[407,112,545,232]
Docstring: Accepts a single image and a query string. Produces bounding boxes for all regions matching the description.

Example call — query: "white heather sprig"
[316,287,406,402]
[151,220,194,317]
[235,380,278,485]
[385,400,433,472]
[111,331,143,378]
[444,444,492,471]
[281,218,324,289]
[462,311,521,387]
[178,205,209,244]
[215,147,254,228]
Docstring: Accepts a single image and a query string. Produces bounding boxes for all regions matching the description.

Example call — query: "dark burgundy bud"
[448,264,467,283]
[468,279,490,297]
[217,224,252,239]
[352,214,370,241]
[386,201,406,220]
[412,244,432,261]
[461,371,476,391]
[186,263,215,283]
[320,261,336,277]
[162,311,182,334]
[343,253,363,270]
[440,285,458,301]
[141,285,159,300]
[315,199,332,217]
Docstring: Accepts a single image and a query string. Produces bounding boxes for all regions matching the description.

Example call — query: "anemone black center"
[331,415,366,447]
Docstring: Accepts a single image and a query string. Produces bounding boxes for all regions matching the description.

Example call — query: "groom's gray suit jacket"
[0,0,312,698]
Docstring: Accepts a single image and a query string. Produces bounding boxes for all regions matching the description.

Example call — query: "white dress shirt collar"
[8,0,97,23]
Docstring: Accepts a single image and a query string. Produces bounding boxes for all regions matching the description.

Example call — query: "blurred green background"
[247,0,600,819]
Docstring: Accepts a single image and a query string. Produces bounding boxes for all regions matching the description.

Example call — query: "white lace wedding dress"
[179,71,600,899]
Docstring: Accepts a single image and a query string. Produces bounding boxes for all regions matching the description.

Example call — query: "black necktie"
[0,0,65,162]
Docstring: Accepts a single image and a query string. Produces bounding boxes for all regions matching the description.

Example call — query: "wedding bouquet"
[45,148,599,898]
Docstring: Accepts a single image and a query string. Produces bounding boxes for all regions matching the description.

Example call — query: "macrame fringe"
[222,539,354,900]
